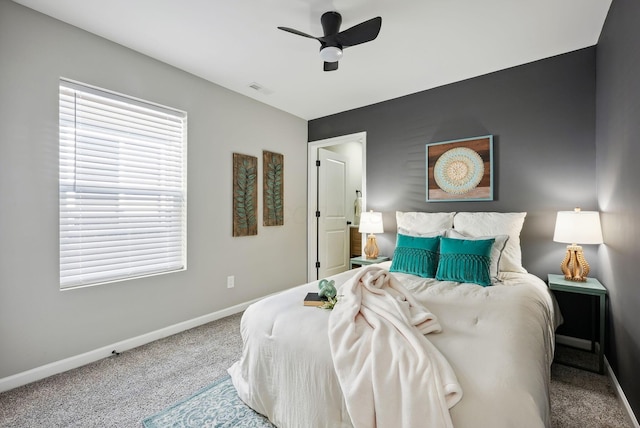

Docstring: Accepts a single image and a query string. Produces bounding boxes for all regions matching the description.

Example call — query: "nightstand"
[349,256,390,269]
[548,274,607,374]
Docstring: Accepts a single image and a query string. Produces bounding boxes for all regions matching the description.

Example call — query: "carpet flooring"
[0,312,631,427]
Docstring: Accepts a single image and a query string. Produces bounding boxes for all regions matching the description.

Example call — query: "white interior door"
[307,131,366,282]
[317,148,349,279]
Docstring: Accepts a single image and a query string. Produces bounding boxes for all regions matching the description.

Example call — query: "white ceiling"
[12,0,612,120]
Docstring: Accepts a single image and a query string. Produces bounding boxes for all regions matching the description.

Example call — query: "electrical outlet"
[227,275,235,288]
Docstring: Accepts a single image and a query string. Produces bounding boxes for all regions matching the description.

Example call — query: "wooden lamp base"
[560,244,590,282]
[363,234,379,259]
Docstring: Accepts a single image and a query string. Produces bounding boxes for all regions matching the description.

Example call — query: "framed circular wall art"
[426,135,493,201]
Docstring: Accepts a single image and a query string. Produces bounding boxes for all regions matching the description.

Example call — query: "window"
[59,79,187,289]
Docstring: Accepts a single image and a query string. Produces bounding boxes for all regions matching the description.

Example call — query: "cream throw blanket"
[328,266,463,428]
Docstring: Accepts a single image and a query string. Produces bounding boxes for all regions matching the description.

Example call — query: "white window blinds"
[59,80,187,289]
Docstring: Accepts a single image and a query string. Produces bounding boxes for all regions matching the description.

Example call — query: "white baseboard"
[605,356,640,428]
[0,296,267,393]
[556,334,593,350]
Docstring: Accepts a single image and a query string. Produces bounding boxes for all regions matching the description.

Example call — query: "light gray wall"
[595,0,640,416]
[0,1,307,379]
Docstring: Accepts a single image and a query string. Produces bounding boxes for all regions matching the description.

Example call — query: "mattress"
[228,261,558,428]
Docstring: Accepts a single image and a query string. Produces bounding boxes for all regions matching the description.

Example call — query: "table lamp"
[359,210,384,259]
[553,208,603,282]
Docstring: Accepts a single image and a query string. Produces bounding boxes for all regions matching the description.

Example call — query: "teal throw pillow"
[435,237,495,286]
[390,234,440,278]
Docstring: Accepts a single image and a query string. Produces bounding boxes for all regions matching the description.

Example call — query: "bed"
[228,212,560,428]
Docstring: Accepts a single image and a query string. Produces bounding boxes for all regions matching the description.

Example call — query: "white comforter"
[228,262,557,428]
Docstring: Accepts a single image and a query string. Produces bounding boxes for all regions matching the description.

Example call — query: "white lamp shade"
[553,210,603,244]
[359,211,384,234]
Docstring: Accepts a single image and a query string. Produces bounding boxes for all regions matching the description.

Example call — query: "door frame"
[307,131,367,281]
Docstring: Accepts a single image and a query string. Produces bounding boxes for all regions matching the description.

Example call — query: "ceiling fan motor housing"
[321,11,342,37]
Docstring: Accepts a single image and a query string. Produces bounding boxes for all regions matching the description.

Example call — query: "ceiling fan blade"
[335,16,382,47]
[277,26,319,40]
[324,61,339,72]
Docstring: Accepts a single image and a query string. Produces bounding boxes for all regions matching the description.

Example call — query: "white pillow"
[396,211,455,237]
[446,229,509,282]
[453,212,527,273]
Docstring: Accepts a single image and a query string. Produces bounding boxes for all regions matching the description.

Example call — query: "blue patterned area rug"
[143,375,275,428]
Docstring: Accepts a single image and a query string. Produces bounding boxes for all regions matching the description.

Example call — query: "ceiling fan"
[278,11,382,71]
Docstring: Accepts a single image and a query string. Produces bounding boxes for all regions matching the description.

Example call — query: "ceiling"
[12,0,612,120]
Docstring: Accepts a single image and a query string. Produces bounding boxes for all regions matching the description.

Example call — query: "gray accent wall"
[310,48,602,346]
[311,24,640,416]
[596,0,640,417]
[309,48,599,281]
[0,1,307,380]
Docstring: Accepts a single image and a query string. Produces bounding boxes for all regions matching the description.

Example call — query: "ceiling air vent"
[248,82,273,95]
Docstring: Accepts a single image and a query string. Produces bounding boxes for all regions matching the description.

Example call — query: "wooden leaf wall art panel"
[233,153,258,237]
[263,151,284,226]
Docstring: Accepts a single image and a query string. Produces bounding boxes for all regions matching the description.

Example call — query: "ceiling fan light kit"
[278,11,382,72]
[319,46,343,63]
